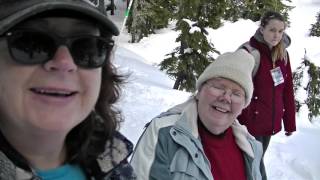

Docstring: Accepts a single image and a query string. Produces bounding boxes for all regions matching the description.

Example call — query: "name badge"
[270,67,284,86]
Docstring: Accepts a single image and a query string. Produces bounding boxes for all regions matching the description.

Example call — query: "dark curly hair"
[65,44,125,169]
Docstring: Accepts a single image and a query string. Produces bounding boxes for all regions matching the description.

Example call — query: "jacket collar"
[96,131,133,173]
[0,131,133,178]
[168,98,255,158]
[253,28,291,48]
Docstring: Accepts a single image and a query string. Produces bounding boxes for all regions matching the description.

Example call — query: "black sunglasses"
[0,29,114,69]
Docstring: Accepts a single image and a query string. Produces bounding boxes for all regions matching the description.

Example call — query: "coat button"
[172,131,177,136]
[254,96,258,100]
[283,109,285,112]
[254,111,259,114]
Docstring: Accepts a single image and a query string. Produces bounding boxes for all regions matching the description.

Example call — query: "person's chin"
[272,41,280,46]
[31,118,81,133]
[26,108,83,130]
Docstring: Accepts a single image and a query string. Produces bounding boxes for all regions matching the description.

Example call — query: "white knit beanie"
[196,49,255,107]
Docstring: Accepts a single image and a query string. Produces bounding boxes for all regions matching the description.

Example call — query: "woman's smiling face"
[0,17,102,135]
[196,77,246,135]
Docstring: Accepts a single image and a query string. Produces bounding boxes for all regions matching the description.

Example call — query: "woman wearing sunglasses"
[0,0,135,179]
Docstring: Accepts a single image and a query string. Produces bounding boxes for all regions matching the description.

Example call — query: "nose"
[219,89,232,104]
[275,32,282,39]
[43,46,77,72]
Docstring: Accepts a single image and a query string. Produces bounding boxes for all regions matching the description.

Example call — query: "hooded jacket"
[238,29,296,136]
[130,98,263,180]
[0,131,136,180]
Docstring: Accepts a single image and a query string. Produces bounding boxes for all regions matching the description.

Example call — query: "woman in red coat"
[238,11,296,180]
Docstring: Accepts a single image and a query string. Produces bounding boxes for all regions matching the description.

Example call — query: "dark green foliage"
[125,0,152,42]
[126,0,176,42]
[293,51,320,121]
[305,63,320,120]
[292,58,306,112]
[126,0,293,41]
[160,50,212,91]
[309,11,320,37]
[242,0,293,22]
[223,0,293,24]
[160,0,222,91]
[223,0,245,22]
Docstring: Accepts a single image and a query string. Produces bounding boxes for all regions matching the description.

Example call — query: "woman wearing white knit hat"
[131,49,263,180]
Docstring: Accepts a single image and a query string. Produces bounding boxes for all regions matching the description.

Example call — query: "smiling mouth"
[212,105,229,113]
[30,88,78,97]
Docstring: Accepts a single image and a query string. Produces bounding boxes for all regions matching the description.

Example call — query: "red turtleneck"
[198,121,246,180]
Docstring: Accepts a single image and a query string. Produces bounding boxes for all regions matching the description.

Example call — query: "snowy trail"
[265,126,320,180]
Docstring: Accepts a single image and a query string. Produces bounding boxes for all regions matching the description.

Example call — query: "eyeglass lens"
[5,30,113,68]
[206,83,245,103]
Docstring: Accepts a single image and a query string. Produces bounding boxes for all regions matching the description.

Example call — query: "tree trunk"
[173,76,182,90]
[173,72,186,90]
[110,0,115,15]
[130,0,138,42]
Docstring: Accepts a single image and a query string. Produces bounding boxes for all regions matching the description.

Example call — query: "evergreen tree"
[223,0,245,22]
[223,0,293,22]
[292,58,305,113]
[126,0,176,42]
[149,0,177,29]
[305,63,320,121]
[293,50,320,121]
[309,11,320,37]
[160,0,221,92]
[126,0,293,42]
[126,0,152,42]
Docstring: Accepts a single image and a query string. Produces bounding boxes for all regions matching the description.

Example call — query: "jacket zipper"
[271,80,276,135]
[271,59,276,135]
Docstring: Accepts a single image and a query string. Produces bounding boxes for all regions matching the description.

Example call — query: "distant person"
[131,50,263,180]
[238,10,296,180]
[0,0,135,179]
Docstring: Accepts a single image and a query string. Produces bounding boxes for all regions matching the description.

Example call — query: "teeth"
[31,88,74,96]
[38,89,71,95]
[214,106,228,113]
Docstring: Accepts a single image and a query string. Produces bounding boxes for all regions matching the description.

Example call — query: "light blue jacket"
[131,98,263,180]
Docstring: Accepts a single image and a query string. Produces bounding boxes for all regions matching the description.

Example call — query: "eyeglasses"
[0,29,114,69]
[205,82,245,104]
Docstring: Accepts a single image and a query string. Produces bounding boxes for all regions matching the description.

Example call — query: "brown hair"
[65,42,126,171]
[260,11,288,64]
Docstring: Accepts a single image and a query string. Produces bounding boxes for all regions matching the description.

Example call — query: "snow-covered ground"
[114,0,320,179]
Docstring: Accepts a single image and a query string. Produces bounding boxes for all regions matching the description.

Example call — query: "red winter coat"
[238,31,296,136]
